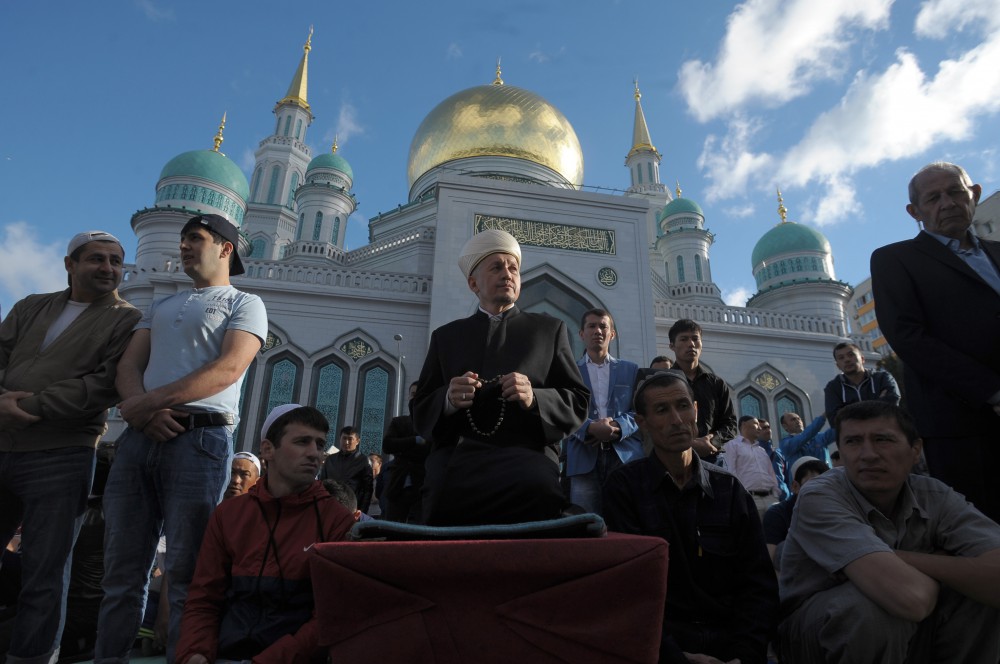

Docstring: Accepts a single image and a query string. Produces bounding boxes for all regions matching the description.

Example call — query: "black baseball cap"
[183,214,246,276]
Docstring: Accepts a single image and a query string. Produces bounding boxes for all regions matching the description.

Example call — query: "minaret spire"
[492,57,504,86]
[331,135,339,153]
[777,187,789,224]
[277,26,313,111]
[627,78,659,159]
[212,111,227,154]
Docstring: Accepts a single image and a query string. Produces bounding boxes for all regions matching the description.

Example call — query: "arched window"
[233,361,258,451]
[313,211,323,241]
[296,213,305,241]
[295,119,303,140]
[677,256,686,283]
[357,363,391,455]
[283,116,292,137]
[637,165,643,184]
[250,238,265,258]
[664,261,670,285]
[331,216,341,245]
[259,356,302,440]
[266,166,282,204]
[647,163,654,184]
[250,167,263,202]
[776,392,802,422]
[695,255,703,281]
[738,389,765,420]
[287,172,299,208]
[313,361,347,449]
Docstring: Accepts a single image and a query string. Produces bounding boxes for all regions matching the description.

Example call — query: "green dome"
[307,153,354,180]
[159,150,249,201]
[751,222,831,267]
[658,197,703,222]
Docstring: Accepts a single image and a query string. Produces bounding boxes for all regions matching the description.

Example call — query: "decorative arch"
[266,165,283,204]
[730,363,815,426]
[257,350,305,443]
[250,167,263,202]
[738,387,766,420]
[355,359,395,456]
[287,172,300,208]
[311,355,350,447]
[518,264,608,359]
[313,211,323,241]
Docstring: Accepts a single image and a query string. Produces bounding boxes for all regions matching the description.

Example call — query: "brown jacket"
[0,289,141,452]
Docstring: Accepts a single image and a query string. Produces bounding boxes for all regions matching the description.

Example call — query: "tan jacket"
[0,289,141,452]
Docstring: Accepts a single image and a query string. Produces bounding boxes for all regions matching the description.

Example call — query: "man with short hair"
[871,162,1000,522]
[97,213,268,662]
[649,355,672,370]
[779,411,834,468]
[723,416,780,518]
[380,382,430,523]
[604,372,778,664]
[563,308,642,514]
[763,456,827,568]
[668,319,737,462]
[223,452,260,500]
[319,426,374,515]
[176,405,355,664]
[0,231,140,663]
[823,342,900,424]
[757,418,789,501]
[412,229,588,525]
[779,401,1000,662]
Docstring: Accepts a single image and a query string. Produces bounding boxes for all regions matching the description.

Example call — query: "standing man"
[381,382,430,523]
[0,231,140,664]
[779,411,834,468]
[668,319,737,462]
[563,308,642,515]
[871,162,1000,522]
[756,418,790,501]
[412,229,588,526]
[318,426,374,515]
[723,416,780,519]
[96,214,267,662]
[823,342,900,424]
[603,372,778,664]
[778,402,1000,662]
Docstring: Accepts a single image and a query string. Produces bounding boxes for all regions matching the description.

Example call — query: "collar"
[838,368,872,385]
[732,434,758,447]
[649,449,714,498]
[843,469,927,522]
[925,229,981,253]
[477,305,517,322]
[585,353,615,368]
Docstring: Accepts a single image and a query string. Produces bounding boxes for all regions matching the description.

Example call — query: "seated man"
[223,451,260,499]
[723,416,780,519]
[779,401,1000,663]
[175,405,355,664]
[604,372,778,664]
[763,456,827,569]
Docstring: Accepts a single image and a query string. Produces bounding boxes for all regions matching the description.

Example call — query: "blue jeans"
[569,447,623,515]
[95,426,231,664]
[0,446,95,664]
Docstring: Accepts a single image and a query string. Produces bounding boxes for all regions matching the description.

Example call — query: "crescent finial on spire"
[777,187,788,224]
[212,111,227,153]
[305,25,313,53]
[634,77,641,101]
[676,181,682,198]
[492,57,504,86]
[332,134,339,154]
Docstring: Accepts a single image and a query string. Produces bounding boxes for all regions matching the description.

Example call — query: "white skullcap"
[260,403,304,442]
[790,455,824,482]
[457,229,521,277]
[233,451,261,475]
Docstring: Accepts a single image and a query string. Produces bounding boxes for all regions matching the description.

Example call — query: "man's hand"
[183,655,208,664]
[690,434,718,457]
[0,391,41,430]
[683,654,740,664]
[141,409,188,443]
[587,417,621,443]
[500,372,534,409]
[119,392,164,430]
[448,372,481,409]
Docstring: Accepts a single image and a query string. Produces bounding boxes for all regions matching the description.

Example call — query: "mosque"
[115,34,869,454]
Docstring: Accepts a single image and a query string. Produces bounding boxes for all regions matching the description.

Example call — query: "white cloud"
[915,0,1000,38]
[135,0,173,21]
[239,148,255,175]
[696,116,774,201]
[723,203,756,218]
[804,175,863,226]
[0,222,68,314]
[722,285,753,307]
[528,45,565,64]
[678,0,892,122]
[446,43,463,59]
[333,100,364,146]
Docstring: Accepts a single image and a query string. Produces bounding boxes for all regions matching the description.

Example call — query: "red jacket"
[176,479,355,664]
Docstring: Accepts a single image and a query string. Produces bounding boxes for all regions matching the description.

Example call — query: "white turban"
[457,229,521,277]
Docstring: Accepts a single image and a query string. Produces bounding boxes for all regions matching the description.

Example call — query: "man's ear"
[220,240,235,260]
[259,439,275,462]
[972,183,983,204]
[467,273,479,295]
[905,203,920,223]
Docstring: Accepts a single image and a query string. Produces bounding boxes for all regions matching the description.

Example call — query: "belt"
[749,489,773,497]
[598,442,616,452]
[173,412,235,430]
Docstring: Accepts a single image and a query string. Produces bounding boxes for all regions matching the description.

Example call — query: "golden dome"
[407,83,584,190]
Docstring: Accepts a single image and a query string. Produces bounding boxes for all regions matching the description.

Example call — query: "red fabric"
[310,533,668,663]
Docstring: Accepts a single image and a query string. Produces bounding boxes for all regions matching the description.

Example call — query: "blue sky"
[2,0,998,316]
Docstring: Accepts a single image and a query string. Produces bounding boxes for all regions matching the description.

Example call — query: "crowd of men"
[0,161,998,663]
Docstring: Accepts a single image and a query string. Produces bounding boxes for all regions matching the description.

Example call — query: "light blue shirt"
[926,230,1000,297]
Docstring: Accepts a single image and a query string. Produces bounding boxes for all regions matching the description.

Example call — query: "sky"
[2,0,999,316]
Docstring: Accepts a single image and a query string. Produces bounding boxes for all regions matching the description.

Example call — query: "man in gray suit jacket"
[871,162,1000,522]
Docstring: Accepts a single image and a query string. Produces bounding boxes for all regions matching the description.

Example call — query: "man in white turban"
[412,229,589,525]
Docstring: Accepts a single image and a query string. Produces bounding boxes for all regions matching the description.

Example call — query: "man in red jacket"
[176,404,355,664]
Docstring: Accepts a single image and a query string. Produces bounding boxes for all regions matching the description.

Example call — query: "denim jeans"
[569,447,623,516]
[0,446,95,664]
[95,426,231,664]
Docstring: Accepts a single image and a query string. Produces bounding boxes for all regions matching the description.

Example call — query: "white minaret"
[286,136,358,262]
[242,29,315,260]
[653,184,724,304]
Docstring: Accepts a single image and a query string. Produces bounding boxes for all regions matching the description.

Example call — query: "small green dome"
[307,153,354,180]
[159,150,249,201]
[658,197,703,222]
[751,222,831,267]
